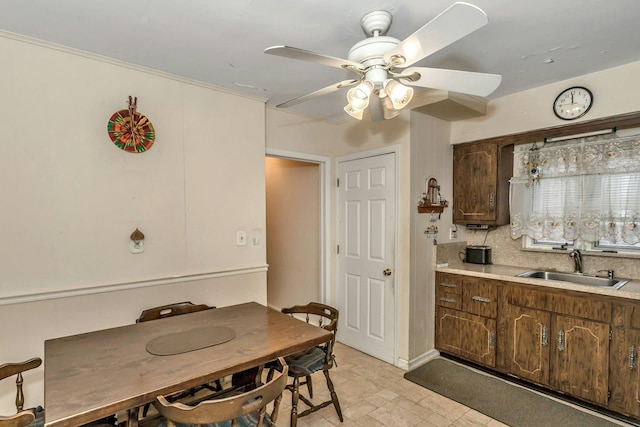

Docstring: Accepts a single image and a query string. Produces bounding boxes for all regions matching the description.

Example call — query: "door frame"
[265,148,331,304]
[336,145,400,365]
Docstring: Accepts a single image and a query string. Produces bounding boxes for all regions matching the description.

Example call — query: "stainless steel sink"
[517,270,630,289]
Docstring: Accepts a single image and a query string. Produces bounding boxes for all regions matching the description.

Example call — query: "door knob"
[383,268,392,276]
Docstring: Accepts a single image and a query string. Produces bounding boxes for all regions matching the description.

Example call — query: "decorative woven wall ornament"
[107,96,155,153]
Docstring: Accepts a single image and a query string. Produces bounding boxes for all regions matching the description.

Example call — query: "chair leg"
[324,370,343,422]
[305,374,313,398]
[290,376,300,427]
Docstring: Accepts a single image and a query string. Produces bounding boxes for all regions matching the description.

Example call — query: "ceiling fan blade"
[384,2,489,68]
[401,67,501,97]
[276,79,360,108]
[265,45,365,73]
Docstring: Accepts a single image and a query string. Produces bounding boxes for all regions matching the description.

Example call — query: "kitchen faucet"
[569,249,583,274]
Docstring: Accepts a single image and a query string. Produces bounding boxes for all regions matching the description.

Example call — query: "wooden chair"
[137,302,220,417]
[153,358,288,427]
[136,301,215,323]
[280,302,343,427]
[0,358,41,427]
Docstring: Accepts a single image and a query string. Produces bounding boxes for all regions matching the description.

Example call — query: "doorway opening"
[265,150,330,311]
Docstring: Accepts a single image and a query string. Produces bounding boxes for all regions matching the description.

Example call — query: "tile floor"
[275,343,632,427]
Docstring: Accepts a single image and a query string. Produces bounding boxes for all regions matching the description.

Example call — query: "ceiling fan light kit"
[265,2,502,122]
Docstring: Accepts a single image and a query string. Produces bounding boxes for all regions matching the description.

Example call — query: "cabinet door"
[453,142,497,223]
[552,315,610,406]
[436,306,496,367]
[503,305,551,385]
[609,304,640,417]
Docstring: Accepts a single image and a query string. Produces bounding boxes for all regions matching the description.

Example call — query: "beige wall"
[451,60,640,144]
[265,158,320,310]
[0,33,267,413]
[408,112,453,363]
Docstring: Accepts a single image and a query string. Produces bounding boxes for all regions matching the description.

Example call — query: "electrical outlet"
[236,231,247,246]
[252,236,260,245]
[449,226,458,240]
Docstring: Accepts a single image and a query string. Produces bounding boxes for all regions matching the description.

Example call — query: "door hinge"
[337,178,340,188]
[610,330,613,342]
[608,390,611,399]
[337,245,340,254]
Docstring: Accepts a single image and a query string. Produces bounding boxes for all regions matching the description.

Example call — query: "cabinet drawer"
[463,279,498,318]
[436,273,463,309]
[436,273,463,294]
[437,290,462,310]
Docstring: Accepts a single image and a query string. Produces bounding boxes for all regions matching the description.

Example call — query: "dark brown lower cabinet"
[551,315,609,406]
[435,306,496,367]
[436,271,640,422]
[501,304,551,385]
[609,304,640,417]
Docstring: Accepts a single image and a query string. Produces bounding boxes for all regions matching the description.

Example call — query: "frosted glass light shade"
[346,81,374,110]
[344,104,364,120]
[383,79,414,110]
[381,95,400,119]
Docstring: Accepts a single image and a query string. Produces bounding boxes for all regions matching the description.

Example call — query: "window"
[510,132,640,255]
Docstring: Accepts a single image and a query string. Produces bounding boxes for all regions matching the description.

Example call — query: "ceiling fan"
[265,2,501,121]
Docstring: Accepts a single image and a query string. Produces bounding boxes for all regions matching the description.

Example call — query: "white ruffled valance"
[510,133,640,244]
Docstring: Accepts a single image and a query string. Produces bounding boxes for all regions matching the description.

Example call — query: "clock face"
[553,87,593,120]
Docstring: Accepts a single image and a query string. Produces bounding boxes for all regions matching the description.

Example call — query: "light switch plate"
[130,240,144,254]
[236,231,247,246]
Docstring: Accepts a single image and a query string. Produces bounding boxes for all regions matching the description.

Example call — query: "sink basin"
[517,270,630,289]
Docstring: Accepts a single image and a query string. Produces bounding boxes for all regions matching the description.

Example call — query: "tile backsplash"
[437,225,640,280]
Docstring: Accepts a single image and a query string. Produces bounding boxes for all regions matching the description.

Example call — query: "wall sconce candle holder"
[418,177,448,217]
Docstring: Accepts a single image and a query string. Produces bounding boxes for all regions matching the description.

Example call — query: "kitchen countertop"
[436,262,640,301]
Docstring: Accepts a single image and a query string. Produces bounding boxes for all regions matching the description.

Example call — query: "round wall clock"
[553,86,593,120]
[107,96,155,153]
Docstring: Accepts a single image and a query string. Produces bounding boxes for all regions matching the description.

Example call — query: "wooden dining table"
[44,301,332,427]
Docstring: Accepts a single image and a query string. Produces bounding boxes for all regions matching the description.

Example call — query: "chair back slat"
[136,301,214,323]
[154,358,288,426]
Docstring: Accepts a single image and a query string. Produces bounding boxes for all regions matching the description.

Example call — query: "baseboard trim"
[398,349,440,371]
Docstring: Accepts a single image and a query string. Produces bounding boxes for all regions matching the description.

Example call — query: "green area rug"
[404,358,624,427]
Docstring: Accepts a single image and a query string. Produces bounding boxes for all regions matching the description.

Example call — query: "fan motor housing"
[347,36,400,67]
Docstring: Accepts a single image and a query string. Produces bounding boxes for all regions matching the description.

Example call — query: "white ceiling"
[2,0,640,122]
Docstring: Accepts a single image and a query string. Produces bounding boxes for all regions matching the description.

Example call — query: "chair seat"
[284,347,327,376]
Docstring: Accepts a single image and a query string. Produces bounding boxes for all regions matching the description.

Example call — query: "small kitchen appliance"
[465,245,492,265]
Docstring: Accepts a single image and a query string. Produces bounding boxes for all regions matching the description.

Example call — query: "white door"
[337,152,396,363]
